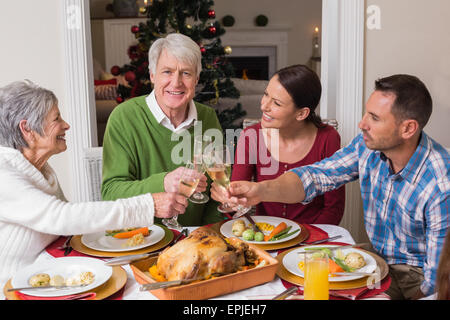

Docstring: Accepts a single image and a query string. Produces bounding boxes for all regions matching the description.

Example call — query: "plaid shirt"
[291,132,449,295]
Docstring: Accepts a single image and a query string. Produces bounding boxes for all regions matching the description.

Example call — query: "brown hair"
[275,64,324,128]
[374,74,432,130]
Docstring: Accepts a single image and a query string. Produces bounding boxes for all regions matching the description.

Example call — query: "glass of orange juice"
[303,251,329,300]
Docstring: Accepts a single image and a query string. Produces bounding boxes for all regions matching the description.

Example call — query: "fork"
[57,235,73,255]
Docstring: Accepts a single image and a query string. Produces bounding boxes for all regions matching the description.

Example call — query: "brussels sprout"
[242,229,255,241]
[254,232,264,242]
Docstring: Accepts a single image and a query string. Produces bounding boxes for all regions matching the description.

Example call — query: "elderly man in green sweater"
[101,33,224,226]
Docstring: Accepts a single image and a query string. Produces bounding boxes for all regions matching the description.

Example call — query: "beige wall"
[0,0,74,200]
[365,0,450,147]
[89,0,323,67]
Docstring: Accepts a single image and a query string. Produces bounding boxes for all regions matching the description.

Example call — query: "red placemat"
[302,224,329,244]
[281,275,391,300]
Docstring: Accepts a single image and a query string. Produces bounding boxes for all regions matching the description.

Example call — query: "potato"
[29,273,50,287]
[49,275,65,286]
[344,252,366,269]
[232,220,246,236]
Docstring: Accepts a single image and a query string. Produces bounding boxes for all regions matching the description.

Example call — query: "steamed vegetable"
[264,222,287,241]
[242,229,255,241]
[112,227,150,239]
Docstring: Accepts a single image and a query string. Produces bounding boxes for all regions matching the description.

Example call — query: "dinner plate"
[282,245,377,282]
[220,216,301,244]
[11,257,113,297]
[81,225,165,252]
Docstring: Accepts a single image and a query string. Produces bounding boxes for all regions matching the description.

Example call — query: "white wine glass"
[188,135,209,204]
[162,162,200,230]
[203,144,251,218]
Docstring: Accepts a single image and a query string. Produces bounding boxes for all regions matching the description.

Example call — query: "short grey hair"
[0,80,58,150]
[148,33,202,77]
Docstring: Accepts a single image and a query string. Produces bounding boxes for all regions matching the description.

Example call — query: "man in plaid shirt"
[229,74,449,299]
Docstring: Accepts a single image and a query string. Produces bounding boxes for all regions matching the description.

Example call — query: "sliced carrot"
[328,258,344,274]
[264,222,287,241]
[149,264,166,282]
[113,227,149,239]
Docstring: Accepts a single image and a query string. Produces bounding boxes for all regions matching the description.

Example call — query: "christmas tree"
[111,0,246,130]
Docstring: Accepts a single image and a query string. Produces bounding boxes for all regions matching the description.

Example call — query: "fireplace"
[226,46,276,80]
[220,27,289,80]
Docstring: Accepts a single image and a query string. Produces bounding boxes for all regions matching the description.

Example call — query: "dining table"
[2,223,391,301]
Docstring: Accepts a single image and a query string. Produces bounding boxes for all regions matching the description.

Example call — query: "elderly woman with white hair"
[101,33,224,227]
[0,80,189,289]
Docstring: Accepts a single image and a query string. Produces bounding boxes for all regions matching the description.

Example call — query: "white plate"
[282,245,377,282]
[220,216,301,244]
[81,225,165,252]
[11,257,112,297]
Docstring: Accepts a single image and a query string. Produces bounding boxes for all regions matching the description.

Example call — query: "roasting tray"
[130,237,278,300]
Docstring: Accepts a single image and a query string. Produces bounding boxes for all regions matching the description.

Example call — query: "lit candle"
[312,26,320,58]
[144,0,148,5]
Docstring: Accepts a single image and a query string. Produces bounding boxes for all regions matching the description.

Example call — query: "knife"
[104,251,162,266]
[243,213,263,233]
[331,272,378,276]
[8,284,89,292]
[272,286,298,300]
[302,242,370,251]
[304,235,343,245]
[139,278,201,291]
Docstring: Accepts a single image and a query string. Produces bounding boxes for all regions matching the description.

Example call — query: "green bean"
[272,228,300,241]
[269,226,292,241]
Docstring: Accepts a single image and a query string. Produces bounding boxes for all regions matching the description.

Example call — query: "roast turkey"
[156,227,257,281]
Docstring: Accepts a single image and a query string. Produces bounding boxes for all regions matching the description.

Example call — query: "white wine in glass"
[189,135,209,204]
[204,145,251,217]
[162,162,199,230]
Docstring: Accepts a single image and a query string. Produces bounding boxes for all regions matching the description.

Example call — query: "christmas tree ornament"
[208,10,216,19]
[200,46,206,54]
[131,25,140,33]
[208,25,216,35]
[116,95,124,103]
[125,70,136,82]
[224,46,232,55]
[110,65,121,76]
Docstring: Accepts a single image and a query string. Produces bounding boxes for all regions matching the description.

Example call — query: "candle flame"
[315,27,319,33]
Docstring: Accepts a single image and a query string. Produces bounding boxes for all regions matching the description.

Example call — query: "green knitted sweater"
[101,95,225,226]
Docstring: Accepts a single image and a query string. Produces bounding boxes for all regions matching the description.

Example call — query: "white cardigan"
[0,146,155,291]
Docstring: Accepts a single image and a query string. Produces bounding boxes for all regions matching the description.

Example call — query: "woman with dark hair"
[211,64,345,224]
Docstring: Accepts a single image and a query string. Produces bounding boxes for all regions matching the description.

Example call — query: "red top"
[231,123,345,225]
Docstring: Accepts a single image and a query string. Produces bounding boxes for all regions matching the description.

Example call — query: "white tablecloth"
[16,224,355,300]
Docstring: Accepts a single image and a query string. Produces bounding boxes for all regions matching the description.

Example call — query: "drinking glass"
[188,135,209,204]
[162,162,200,230]
[203,144,251,217]
[303,251,330,300]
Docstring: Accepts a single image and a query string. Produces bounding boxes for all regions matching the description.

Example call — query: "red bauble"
[208,26,216,35]
[116,96,124,103]
[200,46,206,54]
[131,25,140,33]
[110,65,121,76]
[124,71,136,82]
[208,10,216,19]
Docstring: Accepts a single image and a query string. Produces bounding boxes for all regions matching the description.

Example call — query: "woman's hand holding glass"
[203,144,251,218]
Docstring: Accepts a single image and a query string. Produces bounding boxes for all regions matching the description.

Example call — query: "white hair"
[0,80,57,150]
[148,33,202,77]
